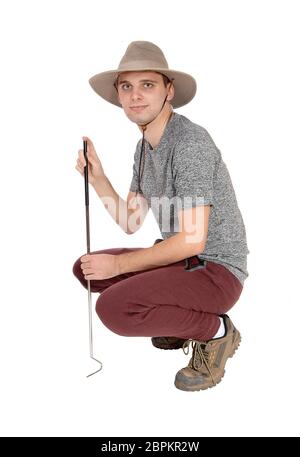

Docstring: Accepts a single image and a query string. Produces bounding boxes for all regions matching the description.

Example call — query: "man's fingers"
[82,136,97,157]
[77,154,85,166]
[81,255,93,263]
[81,265,94,274]
[75,165,83,175]
[79,147,98,169]
[81,260,92,268]
[78,150,86,165]
[85,274,96,280]
[82,136,95,150]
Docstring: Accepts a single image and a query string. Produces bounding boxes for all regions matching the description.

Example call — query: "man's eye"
[121,83,153,90]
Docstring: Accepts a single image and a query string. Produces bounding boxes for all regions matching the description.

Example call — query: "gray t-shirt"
[129,112,249,285]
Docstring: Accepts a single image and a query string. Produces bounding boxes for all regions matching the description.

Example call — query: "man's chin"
[125,111,151,125]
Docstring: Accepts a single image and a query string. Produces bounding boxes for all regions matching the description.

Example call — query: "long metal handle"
[83,139,103,378]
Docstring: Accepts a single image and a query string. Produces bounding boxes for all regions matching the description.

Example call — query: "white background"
[0,0,299,438]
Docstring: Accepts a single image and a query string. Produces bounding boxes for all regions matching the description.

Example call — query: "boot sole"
[152,342,185,350]
[174,331,242,392]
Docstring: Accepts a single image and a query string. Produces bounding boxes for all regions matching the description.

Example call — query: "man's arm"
[92,177,149,234]
[118,205,211,274]
[126,191,149,234]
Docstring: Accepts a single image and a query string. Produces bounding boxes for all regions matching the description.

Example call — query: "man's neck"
[138,106,174,149]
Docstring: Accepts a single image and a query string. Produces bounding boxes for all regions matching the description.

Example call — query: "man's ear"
[167,83,175,102]
[115,88,121,105]
[113,81,120,103]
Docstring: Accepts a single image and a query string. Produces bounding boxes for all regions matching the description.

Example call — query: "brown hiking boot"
[151,336,187,350]
[174,315,241,391]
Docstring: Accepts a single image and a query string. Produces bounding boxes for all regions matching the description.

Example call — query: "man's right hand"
[75,136,106,186]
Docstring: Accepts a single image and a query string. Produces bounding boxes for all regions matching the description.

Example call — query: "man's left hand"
[80,253,121,280]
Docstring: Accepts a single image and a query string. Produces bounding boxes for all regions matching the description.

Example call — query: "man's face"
[115,71,174,125]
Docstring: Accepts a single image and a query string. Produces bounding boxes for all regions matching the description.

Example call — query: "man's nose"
[130,87,143,101]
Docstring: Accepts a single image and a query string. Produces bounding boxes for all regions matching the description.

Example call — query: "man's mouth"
[130,105,148,112]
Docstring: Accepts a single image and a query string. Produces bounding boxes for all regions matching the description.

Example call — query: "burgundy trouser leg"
[72,244,243,341]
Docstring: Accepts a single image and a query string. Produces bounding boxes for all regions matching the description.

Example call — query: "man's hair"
[114,71,172,90]
[161,73,172,88]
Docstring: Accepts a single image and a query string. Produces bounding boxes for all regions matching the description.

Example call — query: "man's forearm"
[92,175,132,233]
[118,232,202,274]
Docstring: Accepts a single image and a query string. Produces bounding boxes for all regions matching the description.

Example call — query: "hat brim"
[88,68,197,109]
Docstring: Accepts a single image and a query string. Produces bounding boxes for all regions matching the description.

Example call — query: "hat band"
[118,60,169,71]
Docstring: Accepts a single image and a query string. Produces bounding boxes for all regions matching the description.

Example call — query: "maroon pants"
[72,239,243,341]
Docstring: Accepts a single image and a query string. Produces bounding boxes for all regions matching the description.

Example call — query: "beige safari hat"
[89,41,197,109]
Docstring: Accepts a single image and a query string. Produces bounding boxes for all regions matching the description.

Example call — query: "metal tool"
[83,139,103,378]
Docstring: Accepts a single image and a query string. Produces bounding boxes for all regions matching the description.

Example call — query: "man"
[73,41,249,391]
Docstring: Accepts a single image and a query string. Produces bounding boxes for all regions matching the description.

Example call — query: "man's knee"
[72,256,83,280]
[95,293,131,336]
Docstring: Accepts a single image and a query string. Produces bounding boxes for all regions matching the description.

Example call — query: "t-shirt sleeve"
[129,161,140,192]
[172,139,217,210]
[129,140,143,193]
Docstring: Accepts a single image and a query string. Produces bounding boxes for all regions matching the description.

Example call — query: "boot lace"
[182,339,216,386]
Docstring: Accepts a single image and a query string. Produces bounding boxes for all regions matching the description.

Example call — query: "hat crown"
[118,41,169,72]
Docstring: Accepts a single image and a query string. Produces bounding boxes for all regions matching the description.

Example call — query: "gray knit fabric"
[129,112,249,285]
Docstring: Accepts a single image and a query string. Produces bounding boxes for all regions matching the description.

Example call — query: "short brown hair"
[160,73,172,87]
